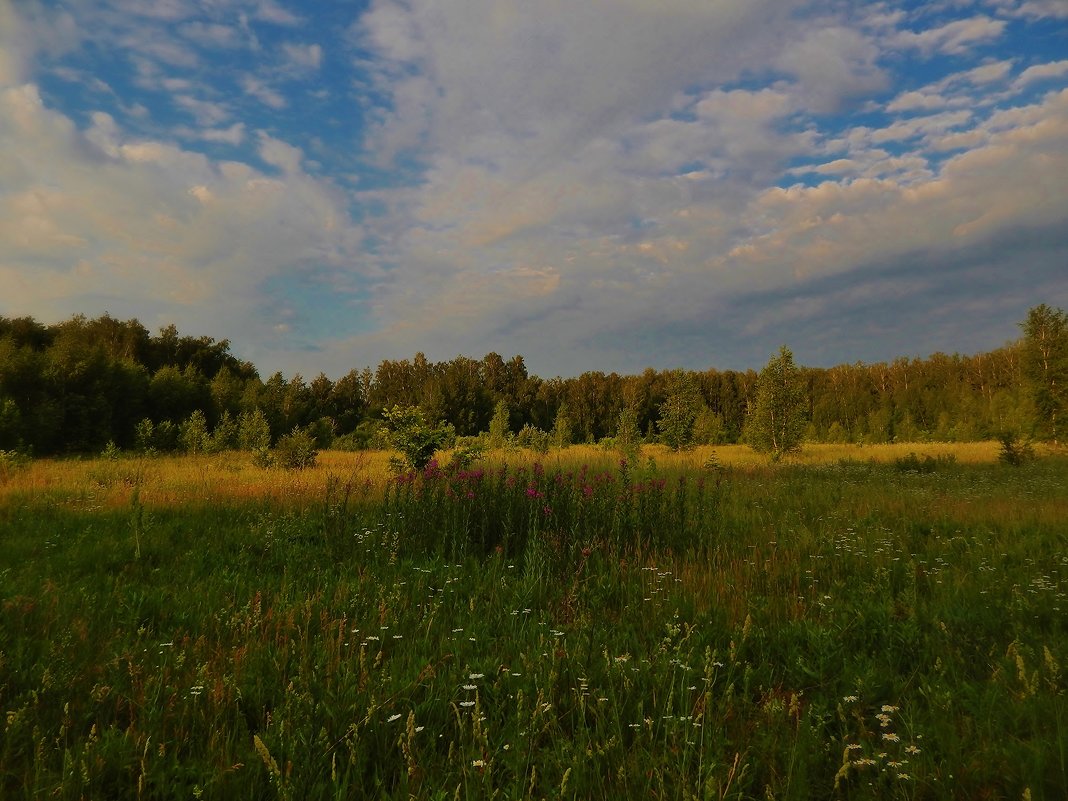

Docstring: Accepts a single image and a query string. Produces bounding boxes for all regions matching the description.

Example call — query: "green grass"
[1,455,1066,799]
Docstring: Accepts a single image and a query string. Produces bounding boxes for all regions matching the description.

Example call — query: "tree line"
[0,306,1064,457]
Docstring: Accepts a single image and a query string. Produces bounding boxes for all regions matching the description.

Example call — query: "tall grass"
[0,449,1065,798]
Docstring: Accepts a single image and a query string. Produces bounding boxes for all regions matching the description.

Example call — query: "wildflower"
[843,695,859,703]
[846,744,863,751]
[387,714,402,723]
[896,773,910,780]
[471,759,485,768]
[469,673,485,679]
[881,733,901,743]
[463,684,477,691]
[905,745,921,754]
[880,705,899,713]
[459,701,475,708]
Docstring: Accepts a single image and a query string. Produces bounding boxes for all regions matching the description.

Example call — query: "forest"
[0,305,1064,457]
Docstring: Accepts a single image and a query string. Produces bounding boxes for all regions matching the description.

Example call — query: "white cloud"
[282,42,322,71]
[254,0,302,26]
[890,15,1006,55]
[886,91,953,112]
[174,94,231,125]
[241,74,286,108]
[0,82,365,362]
[1014,60,1068,89]
[178,21,242,49]
[989,0,1068,19]
[775,26,888,114]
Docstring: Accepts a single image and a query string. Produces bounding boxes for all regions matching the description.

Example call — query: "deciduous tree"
[745,346,807,459]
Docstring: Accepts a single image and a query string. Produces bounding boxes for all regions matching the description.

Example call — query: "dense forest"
[0,306,1064,456]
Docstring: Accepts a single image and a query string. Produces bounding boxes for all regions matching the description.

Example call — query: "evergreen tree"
[745,346,807,459]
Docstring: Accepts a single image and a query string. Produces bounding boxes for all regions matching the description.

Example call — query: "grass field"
[1,443,1066,799]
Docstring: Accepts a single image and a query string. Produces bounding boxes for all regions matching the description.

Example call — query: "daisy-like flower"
[387,713,402,723]
[882,733,901,743]
[469,673,485,679]
[471,759,486,768]
[880,705,899,713]
[459,701,475,708]
[842,695,859,703]
[905,745,921,754]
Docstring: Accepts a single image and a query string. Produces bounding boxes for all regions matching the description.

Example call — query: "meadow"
[0,443,1065,799]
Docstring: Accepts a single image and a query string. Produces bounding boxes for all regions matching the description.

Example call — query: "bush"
[0,448,31,482]
[997,431,1035,466]
[380,405,454,471]
[238,409,271,451]
[179,410,210,454]
[516,424,550,453]
[274,428,319,470]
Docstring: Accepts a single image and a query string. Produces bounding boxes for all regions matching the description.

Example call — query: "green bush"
[274,427,319,470]
[997,431,1035,466]
[380,405,454,471]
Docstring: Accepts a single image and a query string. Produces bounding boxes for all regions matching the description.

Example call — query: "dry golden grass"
[0,440,1044,509]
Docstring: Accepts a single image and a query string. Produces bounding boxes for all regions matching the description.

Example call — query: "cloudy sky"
[2,0,1066,377]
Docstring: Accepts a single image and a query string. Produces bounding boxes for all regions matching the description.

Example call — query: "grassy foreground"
[1,444,1066,799]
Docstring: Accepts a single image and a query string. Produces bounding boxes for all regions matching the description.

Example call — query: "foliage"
[997,431,1035,466]
[746,345,807,459]
[1,308,1064,455]
[487,399,512,449]
[178,409,210,455]
[615,403,642,461]
[1020,304,1068,443]
[380,404,455,471]
[273,427,319,470]
[515,423,550,453]
[0,448,30,482]
[657,369,702,451]
[237,409,272,451]
[209,410,239,452]
[551,402,573,449]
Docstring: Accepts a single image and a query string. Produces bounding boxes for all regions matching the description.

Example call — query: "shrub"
[274,427,319,470]
[516,424,550,454]
[380,405,454,471]
[179,410,210,454]
[997,431,1035,466]
[238,409,271,451]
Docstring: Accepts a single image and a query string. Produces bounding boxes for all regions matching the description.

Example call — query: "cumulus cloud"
[0,82,366,363]
[2,0,1067,375]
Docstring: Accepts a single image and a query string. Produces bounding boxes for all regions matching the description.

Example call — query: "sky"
[1,0,1067,379]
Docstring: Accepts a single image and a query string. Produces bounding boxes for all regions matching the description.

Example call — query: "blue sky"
[2,0,1066,378]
